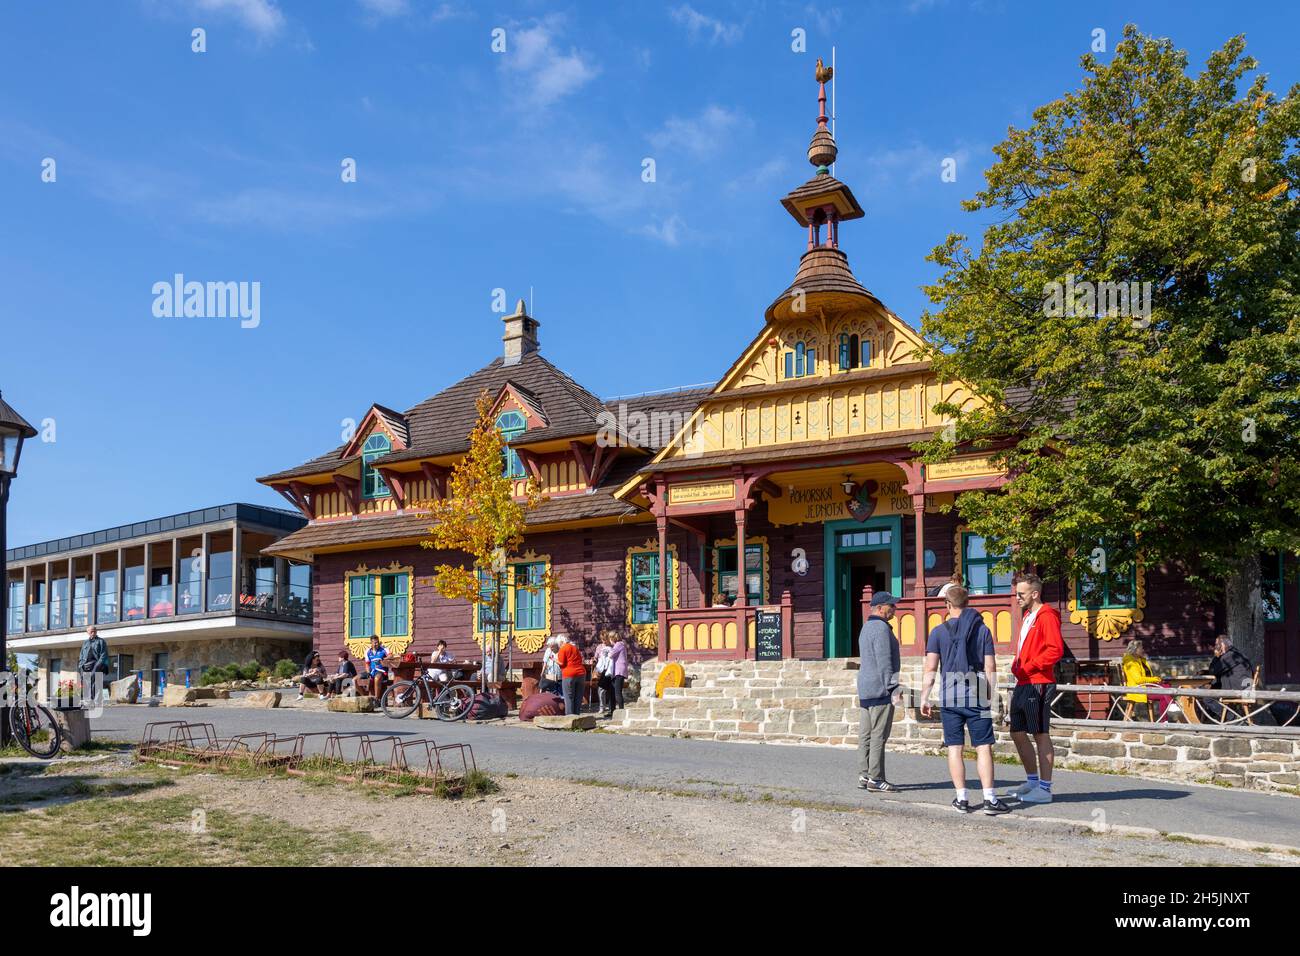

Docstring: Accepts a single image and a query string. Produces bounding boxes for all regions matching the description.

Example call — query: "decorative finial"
[808,55,837,169]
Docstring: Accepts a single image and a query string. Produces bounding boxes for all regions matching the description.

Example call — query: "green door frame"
[823,515,903,657]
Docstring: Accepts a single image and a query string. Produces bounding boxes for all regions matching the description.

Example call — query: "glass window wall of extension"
[4,529,312,637]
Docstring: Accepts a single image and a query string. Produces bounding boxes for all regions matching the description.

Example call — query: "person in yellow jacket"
[1120,640,1169,720]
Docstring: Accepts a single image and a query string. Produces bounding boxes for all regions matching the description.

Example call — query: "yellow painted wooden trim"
[1067,556,1147,641]
[343,561,415,659]
[626,539,679,650]
[473,550,552,653]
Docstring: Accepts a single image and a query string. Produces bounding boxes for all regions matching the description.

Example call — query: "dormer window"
[496,411,526,478]
[783,341,816,379]
[360,433,391,498]
[838,333,872,371]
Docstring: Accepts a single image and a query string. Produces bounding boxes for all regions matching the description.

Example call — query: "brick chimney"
[502,298,540,366]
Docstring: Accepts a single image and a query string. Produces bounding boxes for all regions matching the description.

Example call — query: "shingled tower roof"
[766,57,876,323]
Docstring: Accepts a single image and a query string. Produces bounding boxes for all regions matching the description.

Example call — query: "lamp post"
[0,392,37,746]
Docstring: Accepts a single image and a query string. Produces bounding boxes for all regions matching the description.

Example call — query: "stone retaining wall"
[616,659,1299,794]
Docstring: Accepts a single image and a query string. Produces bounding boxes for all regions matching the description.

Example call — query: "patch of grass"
[0,778,169,807]
[0,794,381,866]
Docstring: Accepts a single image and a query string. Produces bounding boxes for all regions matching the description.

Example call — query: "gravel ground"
[16,751,1289,867]
[90,705,1300,851]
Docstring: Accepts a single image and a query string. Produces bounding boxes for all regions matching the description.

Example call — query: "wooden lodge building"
[258,68,1299,685]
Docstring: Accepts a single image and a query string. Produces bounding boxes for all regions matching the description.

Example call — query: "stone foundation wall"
[620,658,1300,793]
[891,721,1300,793]
[37,637,310,698]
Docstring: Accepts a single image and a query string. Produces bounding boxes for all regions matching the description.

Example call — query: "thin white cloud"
[500,17,599,109]
[192,0,285,39]
[648,106,749,160]
[357,0,409,17]
[669,5,743,45]
[638,214,685,246]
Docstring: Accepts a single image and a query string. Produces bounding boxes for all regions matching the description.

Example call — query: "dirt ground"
[5,751,1294,867]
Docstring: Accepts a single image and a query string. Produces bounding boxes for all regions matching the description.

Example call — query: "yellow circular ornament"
[655,662,686,698]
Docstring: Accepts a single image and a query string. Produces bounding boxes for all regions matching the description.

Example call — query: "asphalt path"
[90,704,1300,849]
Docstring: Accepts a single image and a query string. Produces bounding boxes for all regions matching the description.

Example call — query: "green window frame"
[497,411,526,479]
[361,433,391,499]
[379,573,407,636]
[631,550,675,625]
[1076,537,1137,610]
[962,532,1013,595]
[514,562,546,631]
[716,543,765,605]
[477,569,499,631]
[1263,552,1284,624]
[348,575,374,639]
[348,572,409,639]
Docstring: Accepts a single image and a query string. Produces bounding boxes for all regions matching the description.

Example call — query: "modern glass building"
[5,503,313,699]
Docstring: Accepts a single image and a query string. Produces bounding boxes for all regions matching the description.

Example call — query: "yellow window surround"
[626,539,680,650]
[344,562,415,659]
[1068,554,1146,641]
[472,550,552,653]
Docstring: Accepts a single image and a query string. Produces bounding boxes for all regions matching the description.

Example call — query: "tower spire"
[809,58,837,171]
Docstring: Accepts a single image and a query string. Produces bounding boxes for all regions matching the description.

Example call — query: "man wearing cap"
[856,591,902,792]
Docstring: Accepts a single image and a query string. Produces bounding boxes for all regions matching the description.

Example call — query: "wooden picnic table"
[1166,675,1213,724]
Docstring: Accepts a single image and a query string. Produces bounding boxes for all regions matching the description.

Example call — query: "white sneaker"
[1004,780,1038,798]
[1017,787,1053,804]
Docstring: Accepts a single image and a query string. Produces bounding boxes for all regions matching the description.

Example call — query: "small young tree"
[917,27,1300,669]
[421,391,557,685]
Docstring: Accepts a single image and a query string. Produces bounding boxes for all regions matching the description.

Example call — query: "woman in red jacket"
[555,635,586,716]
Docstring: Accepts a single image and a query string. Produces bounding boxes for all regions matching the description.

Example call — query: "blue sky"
[2,0,1297,547]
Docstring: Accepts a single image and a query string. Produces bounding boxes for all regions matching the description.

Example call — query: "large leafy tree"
[918,27,1300,670]
[421,391,556,680]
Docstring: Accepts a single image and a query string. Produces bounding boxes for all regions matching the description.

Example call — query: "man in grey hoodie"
[856,592,902,792]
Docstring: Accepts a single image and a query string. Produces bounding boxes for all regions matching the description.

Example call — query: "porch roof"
[637,427,938,476]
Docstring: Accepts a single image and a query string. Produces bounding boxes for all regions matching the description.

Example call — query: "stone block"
[1268,772,1299,786]
[1129,746,1177,761]
[1138,733,1167,744]
[1073,741,1127,758]
[327,695,374,713]
[162,686,199,707]
[244,691,281,708]
[1184,748,1211,761]
[1211,738,1252,758]
[109,676,139,704]
[1244,762,1283,773]
[54,708,92,752]
[1076,730,1116,741]
[534,714,596,730]
[1252,739,1296,754]
[1165,734,1212,748]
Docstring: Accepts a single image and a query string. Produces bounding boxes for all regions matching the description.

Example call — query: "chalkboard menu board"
[754,608,783,661]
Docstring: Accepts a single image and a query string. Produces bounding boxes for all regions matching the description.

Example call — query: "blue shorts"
[940,707,995,748]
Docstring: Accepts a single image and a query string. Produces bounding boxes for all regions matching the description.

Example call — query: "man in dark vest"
[77,624,110,705]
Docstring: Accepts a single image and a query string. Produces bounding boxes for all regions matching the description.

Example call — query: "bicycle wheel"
[10,703,63,759]
[379,681,422,719]
[434,684,474,721]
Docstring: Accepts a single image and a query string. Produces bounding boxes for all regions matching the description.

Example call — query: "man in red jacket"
[1006,573,1064,805]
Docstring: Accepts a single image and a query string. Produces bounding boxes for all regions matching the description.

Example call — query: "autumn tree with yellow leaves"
[421,391,557,683]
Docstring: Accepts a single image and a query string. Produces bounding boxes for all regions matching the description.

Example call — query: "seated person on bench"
[328,650,357,697]
[426,640,455,683]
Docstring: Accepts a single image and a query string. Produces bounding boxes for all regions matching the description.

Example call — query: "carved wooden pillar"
[656,512,669,663]
[733,506,747,609]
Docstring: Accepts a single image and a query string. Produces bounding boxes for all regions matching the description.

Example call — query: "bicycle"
[3,670,63,759]
[379,672,474,721]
